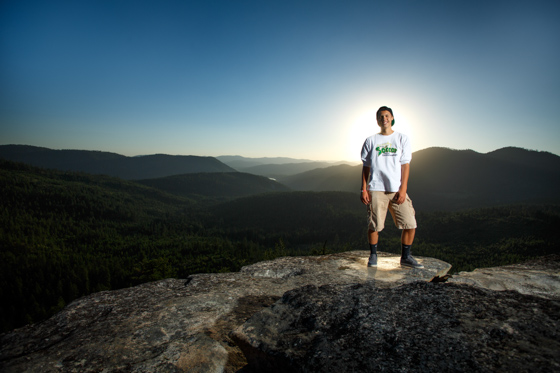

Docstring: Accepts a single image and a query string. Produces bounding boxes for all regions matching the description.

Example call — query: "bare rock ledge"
[1,252,558,372]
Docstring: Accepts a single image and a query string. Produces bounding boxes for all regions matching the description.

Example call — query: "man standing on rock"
[360,106,423,268]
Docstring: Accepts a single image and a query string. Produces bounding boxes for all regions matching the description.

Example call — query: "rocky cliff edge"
[1,252,558,372]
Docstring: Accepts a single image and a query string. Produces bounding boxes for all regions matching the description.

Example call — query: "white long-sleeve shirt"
[361,132,412,192]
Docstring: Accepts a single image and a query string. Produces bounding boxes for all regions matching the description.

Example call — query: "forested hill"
[0,159,194,331]
[278,164,358,192]
[0,145,235,179]
[216,155,314,169]
[410,147,560,210]
[278,147,560,211]
[137,172,290,199]
[216,155,356,178]
[236,161,341,178]
[1,158,559,333]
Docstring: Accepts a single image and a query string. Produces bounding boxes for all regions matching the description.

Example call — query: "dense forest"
[1,159,559,333]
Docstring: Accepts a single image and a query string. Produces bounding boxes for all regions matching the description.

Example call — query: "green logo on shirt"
[376,145,397,156]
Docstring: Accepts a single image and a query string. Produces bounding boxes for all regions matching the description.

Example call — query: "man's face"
[377,110,393,128]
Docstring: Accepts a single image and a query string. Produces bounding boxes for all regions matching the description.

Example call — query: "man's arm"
[394,163,410,205]
[360,166,371,205]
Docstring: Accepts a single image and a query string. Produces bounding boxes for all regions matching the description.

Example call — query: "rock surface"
[1,252,559,372]
[0,251,449,372]
[449,254,560,300]
[232,281,560,372]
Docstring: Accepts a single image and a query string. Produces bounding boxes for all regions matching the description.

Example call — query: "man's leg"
[400,228,423,268]
[389,195,423,268]
[401,228,415,245]
[366,192,389,267]
[367,229,378,267]
[368,229,379,245]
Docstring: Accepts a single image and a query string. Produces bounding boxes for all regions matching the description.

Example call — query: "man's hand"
[361,190,370,205]
[393,163,410,205]
[393,187,407,205]
[361,166,371,205]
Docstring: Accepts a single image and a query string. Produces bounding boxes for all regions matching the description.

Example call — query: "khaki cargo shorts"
[367,191,417,231]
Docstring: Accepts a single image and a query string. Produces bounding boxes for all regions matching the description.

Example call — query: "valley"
[1,145,559,333]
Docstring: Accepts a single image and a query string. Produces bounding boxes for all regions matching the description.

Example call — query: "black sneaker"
[400,255,423,268]
[367,253,378,267]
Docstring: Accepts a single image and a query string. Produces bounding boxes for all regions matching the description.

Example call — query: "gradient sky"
[1,0,559,162]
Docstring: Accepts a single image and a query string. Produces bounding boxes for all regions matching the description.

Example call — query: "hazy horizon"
[3,142,557,164]
[2,0,559,162]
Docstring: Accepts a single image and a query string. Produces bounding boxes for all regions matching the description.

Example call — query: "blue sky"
[1,0,559,161]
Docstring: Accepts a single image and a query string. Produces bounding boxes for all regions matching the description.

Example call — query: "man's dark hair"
[377,106,395,126]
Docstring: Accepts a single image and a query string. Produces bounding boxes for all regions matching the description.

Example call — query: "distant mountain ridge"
[278,164,358,191]
[409,147,560,210]
[0,145,235,180]
[3,144,559,211]
[217,155,316,169]
[486,146,560,170]
[217,155,355,177]
[236,162,345,178]
[278,147,560,211]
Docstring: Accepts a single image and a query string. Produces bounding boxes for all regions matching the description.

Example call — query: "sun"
[345,108,379,161]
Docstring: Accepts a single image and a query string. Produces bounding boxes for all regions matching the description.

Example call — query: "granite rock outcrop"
[233,282,559,372]
[1,252,558,372]
[448,254,560,300]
